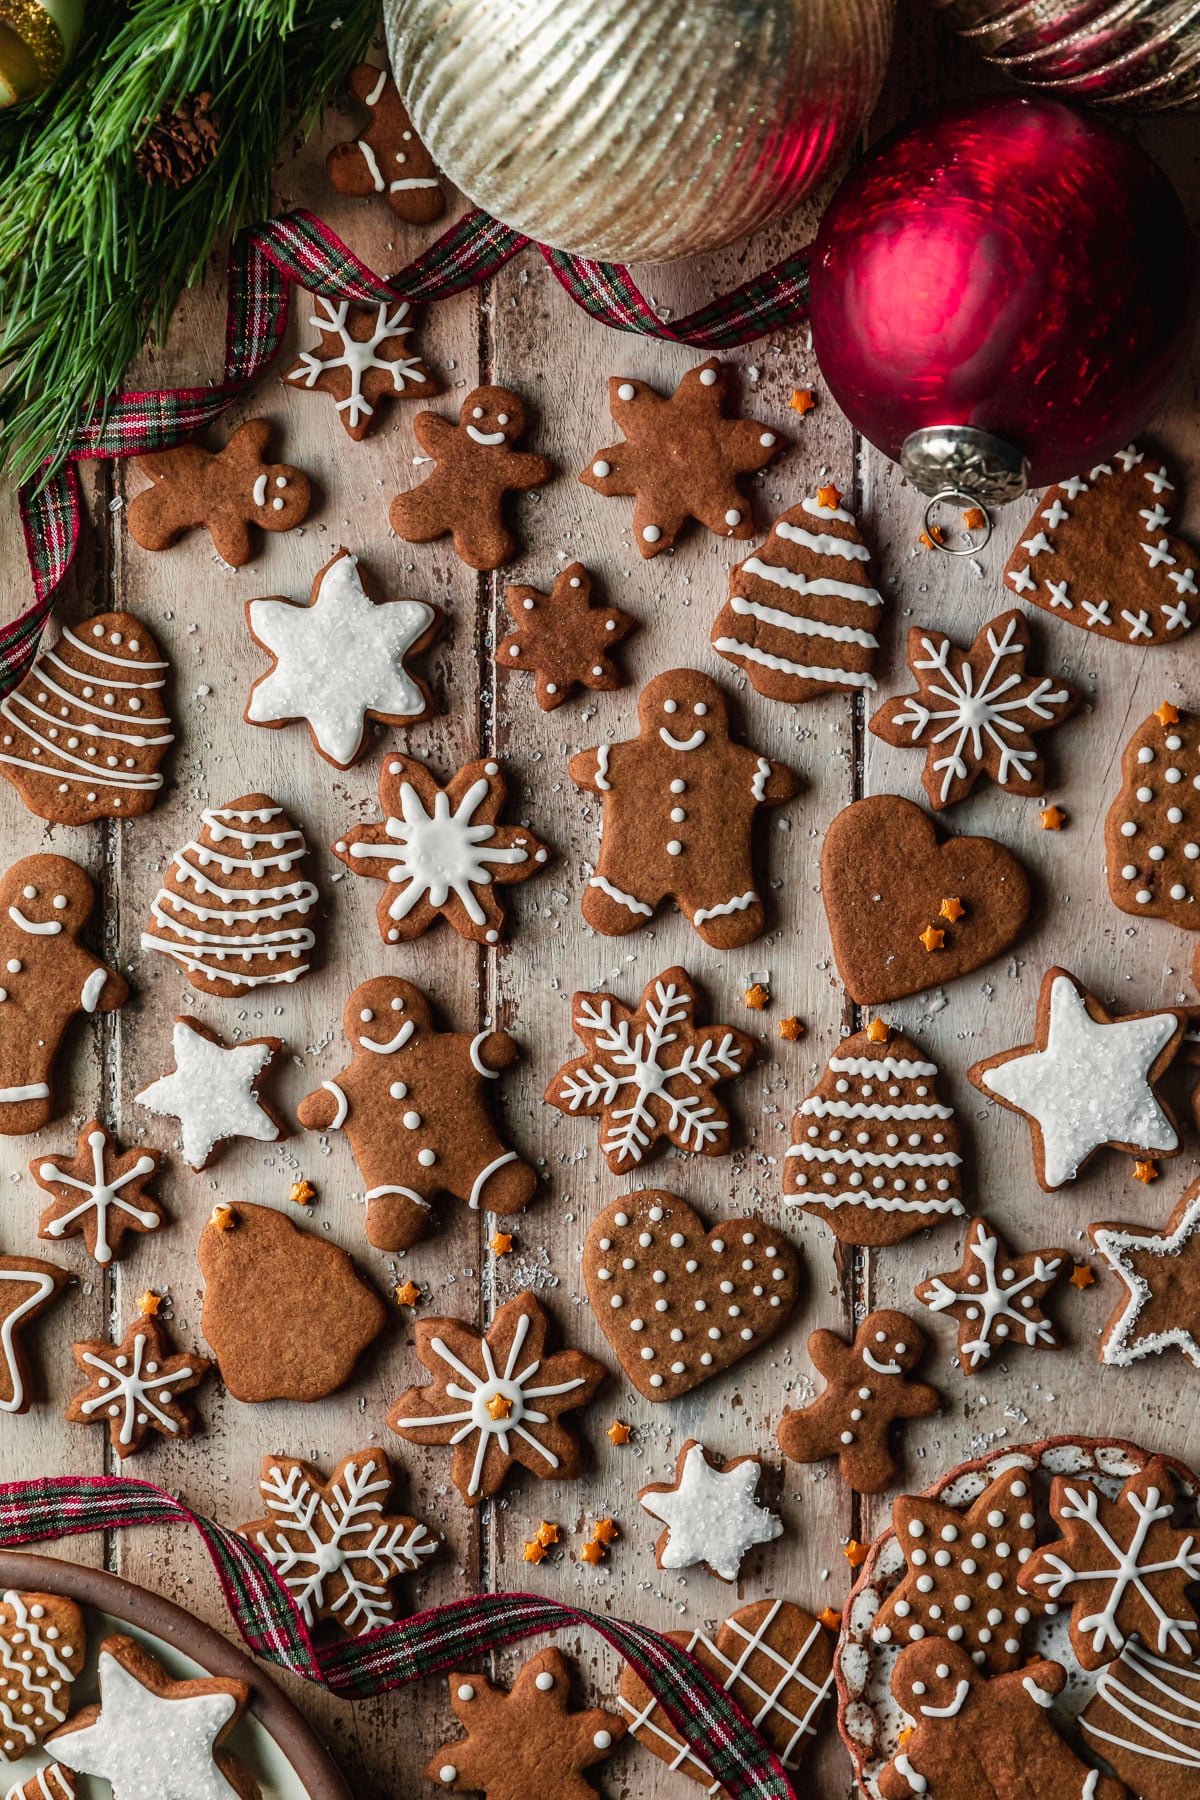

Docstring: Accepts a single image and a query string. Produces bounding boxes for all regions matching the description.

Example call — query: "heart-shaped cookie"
[583,1190,798,1402]
[0,1589,86,1761]
[821,795,1031,1005]
[1003,446,1199,645]
[617,1598,834,1788]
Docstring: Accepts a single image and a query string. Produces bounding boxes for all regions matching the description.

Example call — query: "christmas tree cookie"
[1105,701,1200,929]
[710,488,883,702]
[783,1022,966,1246]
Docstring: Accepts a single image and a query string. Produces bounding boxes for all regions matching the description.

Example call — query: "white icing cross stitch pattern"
[246,551,437,768]
[51,1647,244,1800]
[1089,1182,1200,1368]
[639,1440,782,1582]
[288,297,432,431]
[135,1020,280,1170]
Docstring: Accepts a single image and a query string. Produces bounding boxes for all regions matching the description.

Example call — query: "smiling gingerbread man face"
[636,669,731,756]
[459,386,528,448]
[341,974,433,1052]
[2,855,95,940]
[856,1310,925,1379]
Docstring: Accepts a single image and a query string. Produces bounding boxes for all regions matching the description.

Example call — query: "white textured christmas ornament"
[384,0,894,263]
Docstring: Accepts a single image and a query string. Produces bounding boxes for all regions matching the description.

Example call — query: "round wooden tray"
[0,1550,352,1800]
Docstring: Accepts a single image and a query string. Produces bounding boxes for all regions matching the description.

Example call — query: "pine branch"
[0,0,378,485]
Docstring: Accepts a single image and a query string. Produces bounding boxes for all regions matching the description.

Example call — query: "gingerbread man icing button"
[569,669,799,949]
[389,386,554,571]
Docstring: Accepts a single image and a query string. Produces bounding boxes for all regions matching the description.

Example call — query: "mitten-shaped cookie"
[0,855,128,1135]
[326,63,445,224]
[388,386,554,570]
[126,418,311,567]
[777,1311,940,1494]
[298,975,537,1252]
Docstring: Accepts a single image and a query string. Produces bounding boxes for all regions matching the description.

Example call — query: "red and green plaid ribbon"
[0,1474,799,1800]
[7,204,809,694]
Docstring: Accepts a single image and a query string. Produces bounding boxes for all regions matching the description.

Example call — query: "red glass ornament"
[807,96,1197,488]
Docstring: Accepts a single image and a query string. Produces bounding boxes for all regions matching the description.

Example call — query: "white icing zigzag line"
[791,1188,963,1215]
[829,1056,937,1079]
[0,1590,74,1747]
[799,1099,954,1122]
[693,891,757,926]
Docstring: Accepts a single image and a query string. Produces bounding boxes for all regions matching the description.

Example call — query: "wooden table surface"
[4,6,1200,1795]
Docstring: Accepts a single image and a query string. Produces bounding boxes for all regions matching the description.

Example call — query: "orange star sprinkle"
[1133,1160,1160,1184]
[817,483,842,511]
[962,507,986,531]
[394,1279,422,1308]
[1070,1263,1096,1290]
[535,1520,560,1547]
[790,388,816,416]
[778,1015,805,1041]
[607,1420,632,1446]
[1040,804,1067,831]
[579,1540,606,1565]
[592,1518,620,1546]
[919,924,945,953]
[898,1726,915,1748]
[939,896,966,923]
[486,1393,514,1420]
[288,1178,316,1206]
[522,1539,548,1564]
[490,1231,514,1255]
[919,525,944,551]
[818,1607,841,1633]
[866,1017,890,1043]
[743,983,770,1010]
[844,1539,868,1568]
[209,1204,235,1232]
[1156,701,1181,727]
[137,1290,163,1317]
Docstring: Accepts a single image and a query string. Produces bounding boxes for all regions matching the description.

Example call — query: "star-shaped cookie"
[245,549,440,767]
[869,610,1081,810]
[495,563,635,711]
[285,297,441,439]
[579,358,784,558]
[968,967,1185,1189]
[65,1313,212,1458]
[135,1018,286,1171]
[333,752,550,945]
[0,1251,69,1414]
[427,1647,625,1800]
[915,1217,1069,1374]
[33,1121,166,1266]
[1089,1179,1200,1367]
[638,1439,782,1582]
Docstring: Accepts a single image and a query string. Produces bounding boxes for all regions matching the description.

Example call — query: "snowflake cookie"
[1088,1178,1200,1367]
[914,1217,1069,1375]
[0,1589,85,1762]
[638,1440,782,1582]
[32,1121,166,1266]
[545,967,755,1176]
[237,1446,438,1636]
[387,1290,605,1507]
[333,752,550,946]
[285,297,441,439]
[65,1313,212,1459]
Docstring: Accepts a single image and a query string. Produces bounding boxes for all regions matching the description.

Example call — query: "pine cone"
[135,92,220,187]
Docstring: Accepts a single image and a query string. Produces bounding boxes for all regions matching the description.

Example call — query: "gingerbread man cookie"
[0,855,128,1136]
[569,669,798,948]
[297,976,537,1253]
[126,418,312,567]
[388,386,554,570]
[777,1311,941,1495]
[326,64,445,224]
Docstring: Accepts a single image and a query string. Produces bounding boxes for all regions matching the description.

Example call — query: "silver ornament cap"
[900,426,1030,505]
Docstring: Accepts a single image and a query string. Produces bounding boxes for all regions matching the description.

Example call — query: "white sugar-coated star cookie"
[639,1439,782,1582]
[134,1018,285,1171]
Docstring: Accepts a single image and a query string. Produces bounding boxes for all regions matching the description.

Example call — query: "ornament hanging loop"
[921,489,993,556]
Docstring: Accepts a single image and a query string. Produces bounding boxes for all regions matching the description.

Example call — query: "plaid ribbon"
[0,1474,798,1800]
[6,204,809,693]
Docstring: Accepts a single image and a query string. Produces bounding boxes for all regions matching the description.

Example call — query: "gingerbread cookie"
[389,386,553,570]
[579,359,783,558]
[870,1465,1047,1672]
[298,976,536,1253]
[639,1440,782,1582]
[286,297,439,438]
[1089,1179,1200,1368]
[0,1254,68,1415]
[1004,444,1199,645]
[821,796,1031,1004]
[427,1648,624,1800]
[777,1311,940,1495]
[198,1202,387,1404]
[237,1446,438,1636]
[33,1122,165,1267]
[1105,702,1200,928]
[546,968,754,1176]
[0,1591,84,1762]
[619,1599,833,1788]
[0,855,128,1137]
[333,752,549,947]
[387,1290,604,1507]
[967,968,1184,1190]
[915,1217,1069,1375]
[496,563,635,711]
[582,1190,798,1402]
[869,610,1081,809]
[1019,1456,1200,1670]
[135,1019,286,1171]
[569,669,798,949]
[126,418,311,567]
[710,488,883,701]
[6,1765,75,1797]
[65,1312,211,1459]
[1080,1637,1200,1799]
[141,794,318,995]
[50,1635,260,1800]
[783,1022,966,1247]
[877,1642,1124,1800]
[326,63,445,223]
[245,549,439,768]
[0,612,173,824]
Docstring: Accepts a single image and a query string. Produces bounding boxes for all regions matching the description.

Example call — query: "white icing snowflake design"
[287,297,428,430]
[37,1128,159,1266]
[640,1442,782,1582]
[918,1220,1064,1370]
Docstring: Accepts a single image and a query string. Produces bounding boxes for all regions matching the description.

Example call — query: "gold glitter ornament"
[384,0,894,264]
[0,0,83,107]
